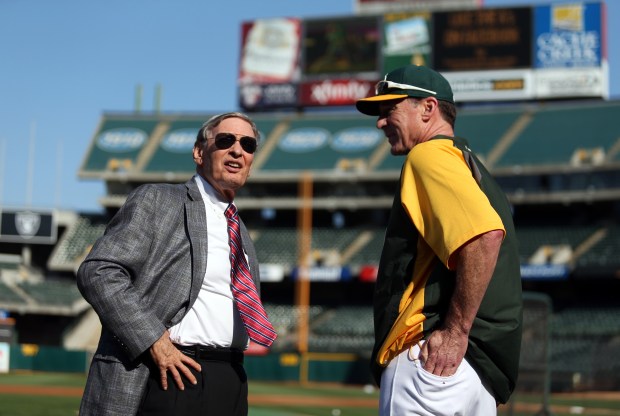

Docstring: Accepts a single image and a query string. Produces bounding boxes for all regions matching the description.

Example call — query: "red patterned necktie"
[225,203,277,347]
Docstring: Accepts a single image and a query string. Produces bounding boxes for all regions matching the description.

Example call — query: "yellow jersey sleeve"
[400,139,505,270]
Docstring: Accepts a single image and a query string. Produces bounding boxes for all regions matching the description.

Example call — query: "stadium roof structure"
[78,100,620,209]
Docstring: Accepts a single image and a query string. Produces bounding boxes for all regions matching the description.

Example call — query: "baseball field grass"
[1,371,620,415]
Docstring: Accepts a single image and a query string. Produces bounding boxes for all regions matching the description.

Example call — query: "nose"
[229,140,244,155]
[376,115,387,129]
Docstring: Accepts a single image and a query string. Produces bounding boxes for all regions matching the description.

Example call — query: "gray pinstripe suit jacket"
[76,177,260,415]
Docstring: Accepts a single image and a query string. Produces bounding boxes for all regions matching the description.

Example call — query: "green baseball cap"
[356,65,454,116]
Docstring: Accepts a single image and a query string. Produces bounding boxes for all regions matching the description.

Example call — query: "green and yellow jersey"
[372,137,522,404]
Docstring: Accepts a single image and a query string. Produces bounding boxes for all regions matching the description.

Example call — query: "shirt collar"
[194,174,231,212]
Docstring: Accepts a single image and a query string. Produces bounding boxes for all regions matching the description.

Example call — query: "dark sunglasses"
[211,132,258,154]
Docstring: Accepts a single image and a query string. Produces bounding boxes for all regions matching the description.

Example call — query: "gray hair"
[194,112,260,148]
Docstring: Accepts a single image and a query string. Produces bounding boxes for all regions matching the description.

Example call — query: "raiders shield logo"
[15,211,41,239]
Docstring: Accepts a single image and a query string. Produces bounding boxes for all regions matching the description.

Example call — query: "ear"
[421,97,438,121]
[193,145,203,165]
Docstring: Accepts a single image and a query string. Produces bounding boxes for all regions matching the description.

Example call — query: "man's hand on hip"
[149,330,202,390]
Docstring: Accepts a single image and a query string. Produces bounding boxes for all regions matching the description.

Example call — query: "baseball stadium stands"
[0,282,26,305]
[515,226,600,264]
[264,304,326,342]
[2,97,620,391]
[496,102,620,168]
[48,216,107,272]
[576,226,620,270]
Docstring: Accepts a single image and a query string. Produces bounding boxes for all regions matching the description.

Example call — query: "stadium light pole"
[135,84,143,113]
[0,139,5,206]
[154,83,162,114]
[54,140,63,208]
[22,122,37,268]
[26,121,36,208]
[296,172,313,384]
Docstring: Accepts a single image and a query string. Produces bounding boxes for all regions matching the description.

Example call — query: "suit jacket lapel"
[184,177,260,303]
[185,178,208,307]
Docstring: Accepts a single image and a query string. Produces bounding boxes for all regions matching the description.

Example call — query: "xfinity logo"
[97,128,147,152]
[310,81,372,105]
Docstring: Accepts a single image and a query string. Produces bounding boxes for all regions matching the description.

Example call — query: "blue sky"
[1,0,617,213]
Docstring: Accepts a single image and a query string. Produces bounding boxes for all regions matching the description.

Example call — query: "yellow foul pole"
[295,172,313,383]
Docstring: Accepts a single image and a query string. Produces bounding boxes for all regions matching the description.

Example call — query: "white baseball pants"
[379,341,496,416]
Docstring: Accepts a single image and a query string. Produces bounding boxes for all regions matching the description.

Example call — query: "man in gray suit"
[77,112,275,415]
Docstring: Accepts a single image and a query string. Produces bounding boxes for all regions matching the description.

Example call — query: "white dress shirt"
[168,174,249,349]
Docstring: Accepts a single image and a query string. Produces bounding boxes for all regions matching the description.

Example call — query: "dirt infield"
[250,394,378,408]
[3,383,620,414]
[0,383,378,408]
[0,384,83,397]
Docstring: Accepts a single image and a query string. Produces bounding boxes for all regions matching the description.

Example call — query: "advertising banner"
[237,2,607,106]
[520,264,570,280]
[533,2,607,99]
[535,66,607,99]
[80,118,158,174]
[291,266,353,282]
[0,343,9,373]
[303,17,380,77]
[259,264,286,282]
[534,2,603,69]
[443,69,534,102]
[382,12,432,72]
[239,18,301,84]
[355,0,479,15]
[239,82,298,111]
[0,209,56,244]
[433,7,532,71]
[299,79,375,107]
[238,18,301,111]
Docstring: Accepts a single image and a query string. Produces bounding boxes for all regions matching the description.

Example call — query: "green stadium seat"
[49,216,106,270]
[253,228,298,266]
[309,306,374,353]
[0,282,27,305]
[496,102,620,168]
[17,279,83,307]
[455,108,524,159]
[516,226,598,264]
[348,230,384,266]
[576,226,620,270]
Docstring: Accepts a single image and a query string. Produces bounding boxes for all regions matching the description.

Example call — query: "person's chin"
[226,177,248,191]
[390,147,407,156]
